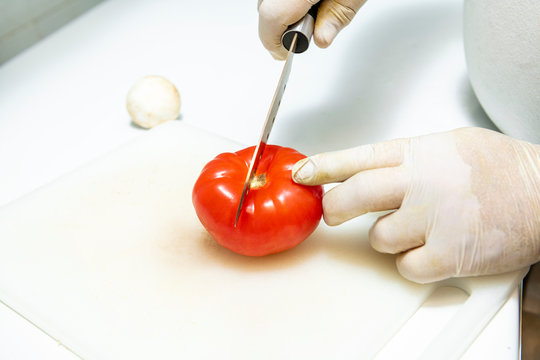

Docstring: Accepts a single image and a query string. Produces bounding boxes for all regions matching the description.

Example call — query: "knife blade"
[234,6,318,226]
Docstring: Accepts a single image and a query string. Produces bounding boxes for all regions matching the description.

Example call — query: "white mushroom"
[126,75,181,129]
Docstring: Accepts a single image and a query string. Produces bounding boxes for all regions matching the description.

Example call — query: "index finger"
[292,137,409,185]
[258,0,320,60]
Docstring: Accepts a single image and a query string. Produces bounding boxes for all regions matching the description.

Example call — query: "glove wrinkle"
[326,0,358,24]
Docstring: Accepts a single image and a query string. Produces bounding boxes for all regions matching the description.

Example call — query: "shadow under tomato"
[197,212,400,284]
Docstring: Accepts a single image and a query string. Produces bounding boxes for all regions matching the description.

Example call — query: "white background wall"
[0,0,103,64]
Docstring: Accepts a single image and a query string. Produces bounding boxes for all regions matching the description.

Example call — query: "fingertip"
[396,254,429,284]
[322,198,343,226]
[396,250,451,284]
[396,251,426,283]
[292,158,315,184]
[369,215,398,254]
[321,188,366,226]
[314,23,338,48]
[322,210,346,227]
[369,209,426,255]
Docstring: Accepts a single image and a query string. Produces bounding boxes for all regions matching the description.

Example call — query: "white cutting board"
[0,122,526,359]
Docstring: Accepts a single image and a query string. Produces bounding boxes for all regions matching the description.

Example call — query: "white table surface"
[0,0,520,358]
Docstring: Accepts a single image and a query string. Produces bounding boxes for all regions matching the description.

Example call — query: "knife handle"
[281,3,320,54]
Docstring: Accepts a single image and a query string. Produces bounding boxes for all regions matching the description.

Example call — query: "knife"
[235,5,319,226]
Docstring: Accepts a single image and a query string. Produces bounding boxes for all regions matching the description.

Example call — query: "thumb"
[314,0,367,48]
[396,245,454,284]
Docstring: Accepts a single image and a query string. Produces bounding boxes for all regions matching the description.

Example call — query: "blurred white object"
[464,0,540,143]
[126,75,181,129]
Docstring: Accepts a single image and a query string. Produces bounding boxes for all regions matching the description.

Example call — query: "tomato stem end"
[250,173,267,189]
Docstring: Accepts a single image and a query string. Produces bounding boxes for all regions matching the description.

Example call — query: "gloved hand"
[291,127,540,283]
[258,0,368,60]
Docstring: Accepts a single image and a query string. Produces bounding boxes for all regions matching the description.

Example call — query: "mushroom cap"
[126,75,181,129]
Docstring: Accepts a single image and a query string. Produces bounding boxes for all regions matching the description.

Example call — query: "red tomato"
[192,145,323,256]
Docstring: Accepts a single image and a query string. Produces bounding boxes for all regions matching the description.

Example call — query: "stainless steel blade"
[234,34,298,226]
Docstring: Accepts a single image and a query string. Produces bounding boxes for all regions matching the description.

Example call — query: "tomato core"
[250,173,267,189]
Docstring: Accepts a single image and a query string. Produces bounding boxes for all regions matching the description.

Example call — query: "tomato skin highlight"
[192,145,323,256]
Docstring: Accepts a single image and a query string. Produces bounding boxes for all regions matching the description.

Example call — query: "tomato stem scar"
[250,173,267,189]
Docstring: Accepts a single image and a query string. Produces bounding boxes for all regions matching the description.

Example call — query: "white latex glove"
[258,0,368,60]
[291,127,540,283]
